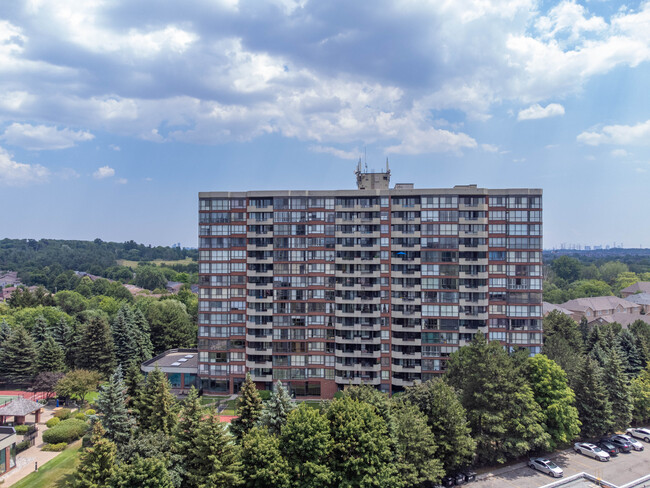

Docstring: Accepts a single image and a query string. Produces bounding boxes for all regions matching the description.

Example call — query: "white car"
[574,442,610,461]
[528,458,563,478]
[627,428,650,443]
[613,434,644,451]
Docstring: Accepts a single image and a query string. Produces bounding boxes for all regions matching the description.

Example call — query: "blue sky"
[1,0,649,249]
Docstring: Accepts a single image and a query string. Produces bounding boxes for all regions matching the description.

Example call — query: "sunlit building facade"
[198,167,542,398]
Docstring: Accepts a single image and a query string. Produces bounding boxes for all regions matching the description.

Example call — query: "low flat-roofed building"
[0,426,17,476]
[141,348,199,394]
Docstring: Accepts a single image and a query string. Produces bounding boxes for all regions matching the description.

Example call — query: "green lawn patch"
[11,440,82,488]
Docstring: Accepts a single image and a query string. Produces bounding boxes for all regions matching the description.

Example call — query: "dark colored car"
[460,470,477,482]
[596,440,619,456]
[442,476,455,487]
[453,472,466,485]
[603,436,632,453]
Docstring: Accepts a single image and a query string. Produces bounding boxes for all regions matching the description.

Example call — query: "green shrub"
[42,442,67,452]
[14,425,29,435]
[84,409,96,416]
[54,408,72,420]
[42,419,88,444]
[74,412,86,420]
[46,417,61,428]
[259,390,272,401]
[15,440,31,453]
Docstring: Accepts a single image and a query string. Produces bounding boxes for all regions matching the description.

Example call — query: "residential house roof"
[561,296,641,313]
[542,302,574,316]
[587,312,650,329]
[624,293,650,306]
[621,281,650,295]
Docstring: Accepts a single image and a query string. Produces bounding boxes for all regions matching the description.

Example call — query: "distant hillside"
[0,238,197,288]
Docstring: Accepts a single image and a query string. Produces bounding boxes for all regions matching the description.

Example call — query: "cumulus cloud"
[0,1,649,153]
[0,146,50,186]
[309,145,361,160]
[577,119,650,146]
[116,177,128,184]
[611,149,629,157]
[93,166,115,179]
[517,103,565,121]
[1,123,94,150]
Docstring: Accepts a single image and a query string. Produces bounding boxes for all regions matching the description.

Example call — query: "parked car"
[612,434,644,451]
[574,442,610,461]
[601,436,631,453]
[626,428,650,443]
[528,458,563,478]
[452,472,466,485]
[459,469,477,482]
[441,475,455,487]
[596,440,618,456]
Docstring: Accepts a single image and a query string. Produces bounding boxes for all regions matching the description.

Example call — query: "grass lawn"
[299,400,324,410]
[12,441,82,488]
[117,257,195,268]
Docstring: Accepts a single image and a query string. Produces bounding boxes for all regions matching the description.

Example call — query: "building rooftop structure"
[542,302,573,317]
[621,281,650,297]
[587,312,650,328]
[561,296,641,318]
[141,349,199,395]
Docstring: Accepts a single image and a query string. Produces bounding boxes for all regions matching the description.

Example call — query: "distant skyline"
[1,1,650,250]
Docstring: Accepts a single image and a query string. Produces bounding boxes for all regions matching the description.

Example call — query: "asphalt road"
[473,442,650,488]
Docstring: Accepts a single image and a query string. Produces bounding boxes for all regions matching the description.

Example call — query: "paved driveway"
[474,443,650,488]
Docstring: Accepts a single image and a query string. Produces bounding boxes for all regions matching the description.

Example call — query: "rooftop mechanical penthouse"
[198,165,543,398]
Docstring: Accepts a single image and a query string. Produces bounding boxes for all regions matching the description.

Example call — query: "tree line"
[0,285,197,392]
[0,238,198,292]
[544,254,650,303]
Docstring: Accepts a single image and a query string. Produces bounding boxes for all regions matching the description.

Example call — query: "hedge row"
[42,419,88,444]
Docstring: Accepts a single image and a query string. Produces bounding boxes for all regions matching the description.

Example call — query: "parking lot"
[474,441,650,488]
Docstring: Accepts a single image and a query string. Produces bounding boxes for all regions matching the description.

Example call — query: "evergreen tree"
[71,422,116,488]
[619,329,644,377]
[31,314,50,346]
[124,360,145,412]
[185,413,242,488]
[0,325,38,384]
[446,333,550,464]
[111,306,138,370]
[402,378,475,473]
[132,308,154,362]
[137,366,177,435]
[527,355,581,449]
[173,386,203,485]
[109,456,173,488]
[341,385,392,425]
[258,380,295,435]
[36,334,66,373]
[0,319,10,344]
[391,400,444,487]
[241,427,291,488]
[76,315,116,376]
[281,404,333,488]
[573,356,613,438]
[52,317,70,348]
[96,365,132,446]
[631,365,650,423]
[603,348,632,431]
[326,396,396,488]
[231,373,263,440]
[579,316,590,343]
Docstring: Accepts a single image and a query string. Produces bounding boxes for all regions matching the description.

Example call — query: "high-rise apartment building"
[198,167,542,398]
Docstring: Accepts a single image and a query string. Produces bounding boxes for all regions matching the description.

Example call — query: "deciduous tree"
[241,427,291,488]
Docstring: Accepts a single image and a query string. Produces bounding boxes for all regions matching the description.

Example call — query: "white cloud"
[385,127,477,155]
[109,144,120,151]
[0,146,50,186]
[58,168,80,180]
[93,165,115,179]
[481,143,500,153]
[309,145,360,160]
[577,119,650,146]
[517,103,565,121]
[1,123,94,150]
[611,149,629,157]
[116,177,128,184]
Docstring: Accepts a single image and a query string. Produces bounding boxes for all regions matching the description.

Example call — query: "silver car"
[574,442,610,461]
[626,428,650,443]
[528,458,563,477]
[612,434,644,451]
